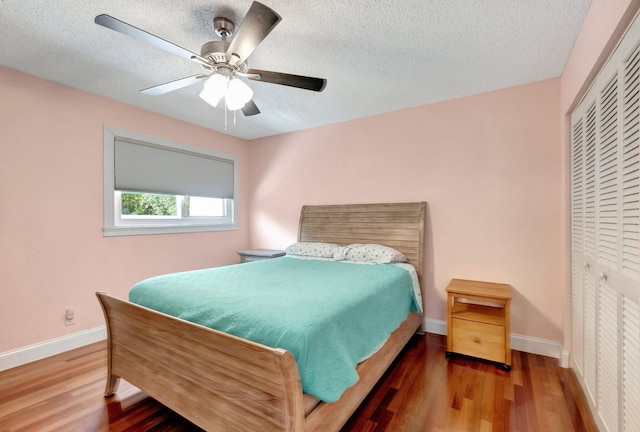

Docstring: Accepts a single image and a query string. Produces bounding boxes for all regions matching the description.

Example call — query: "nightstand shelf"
[237,249,285,263]
[451,303,505,326]
[446,279,512,370]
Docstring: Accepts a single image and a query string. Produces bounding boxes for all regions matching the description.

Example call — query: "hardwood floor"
[342,334,596,432]
[0,334,596,431]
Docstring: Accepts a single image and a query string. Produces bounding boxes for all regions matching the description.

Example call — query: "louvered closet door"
[571,117,585,376]
[620,37,640,432]
[598,69,621,432]
[584,100,598,404]
[570,13,639,432]
[572,96,599,405]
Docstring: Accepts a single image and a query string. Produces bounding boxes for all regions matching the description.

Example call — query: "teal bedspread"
[129,257,419,402]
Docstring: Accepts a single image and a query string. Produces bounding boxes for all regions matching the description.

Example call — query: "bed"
[97,201,426,431]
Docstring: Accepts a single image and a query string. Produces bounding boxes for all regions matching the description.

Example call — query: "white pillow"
[285,242,341,259]
[336,244,407,264]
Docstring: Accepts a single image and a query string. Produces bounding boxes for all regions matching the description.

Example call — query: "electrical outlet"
[65,308,75,326]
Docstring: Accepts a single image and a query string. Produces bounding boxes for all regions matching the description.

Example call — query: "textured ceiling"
[1,0,592,140]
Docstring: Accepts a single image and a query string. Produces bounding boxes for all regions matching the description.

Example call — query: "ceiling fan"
[95,1,327,117]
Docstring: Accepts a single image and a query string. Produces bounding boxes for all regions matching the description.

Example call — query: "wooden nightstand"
[445,279,512,370]
[237,249,285,263]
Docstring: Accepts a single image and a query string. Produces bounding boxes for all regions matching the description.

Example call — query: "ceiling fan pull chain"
[224,99,228,131]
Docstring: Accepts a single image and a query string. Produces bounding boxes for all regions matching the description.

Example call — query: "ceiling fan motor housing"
[200,40,248,72]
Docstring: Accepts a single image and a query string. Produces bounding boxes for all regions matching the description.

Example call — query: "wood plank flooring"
[0,334,596,431]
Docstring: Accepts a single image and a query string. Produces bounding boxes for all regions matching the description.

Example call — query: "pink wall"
[558,0,639,351]
[0,67,251,352]
[249,79,564,342]
[3,0,637,357]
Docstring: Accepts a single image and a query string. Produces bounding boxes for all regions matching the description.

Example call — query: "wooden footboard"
[97,292,422,432]
[97,292,306,432]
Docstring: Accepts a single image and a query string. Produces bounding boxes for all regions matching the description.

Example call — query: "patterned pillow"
[285,242,341,258]
[335,244,407,264]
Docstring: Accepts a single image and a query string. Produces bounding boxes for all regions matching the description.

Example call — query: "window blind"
[114,138,234,199]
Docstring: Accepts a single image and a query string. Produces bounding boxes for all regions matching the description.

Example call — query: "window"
[103,126,238,236]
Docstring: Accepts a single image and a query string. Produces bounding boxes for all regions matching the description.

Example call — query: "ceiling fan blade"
[241,99,261,116]
[95,14,200,61]
[141,74,209,95]
[246,69,327,92]
[225,2,281,65]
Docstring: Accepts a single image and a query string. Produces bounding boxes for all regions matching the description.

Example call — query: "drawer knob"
[474,336,481,344]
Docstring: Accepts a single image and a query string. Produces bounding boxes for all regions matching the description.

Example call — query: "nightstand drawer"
[451,318,506,363]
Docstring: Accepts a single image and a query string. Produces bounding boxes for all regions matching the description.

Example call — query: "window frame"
[103,126,238,237]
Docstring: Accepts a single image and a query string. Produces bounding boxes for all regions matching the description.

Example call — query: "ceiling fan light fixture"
[199,74,228,107]
[225,78,253,111]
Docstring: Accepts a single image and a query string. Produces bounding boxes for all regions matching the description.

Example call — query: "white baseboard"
[424,317,447,335]
[0,326,107,372]
[2,319,568,371]
[423,317,566,366]
[510,333,564,361]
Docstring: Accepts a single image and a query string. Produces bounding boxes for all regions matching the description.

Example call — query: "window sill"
[103,223,238,237]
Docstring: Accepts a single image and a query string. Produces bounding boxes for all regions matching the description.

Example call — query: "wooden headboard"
[298,202,426,282]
